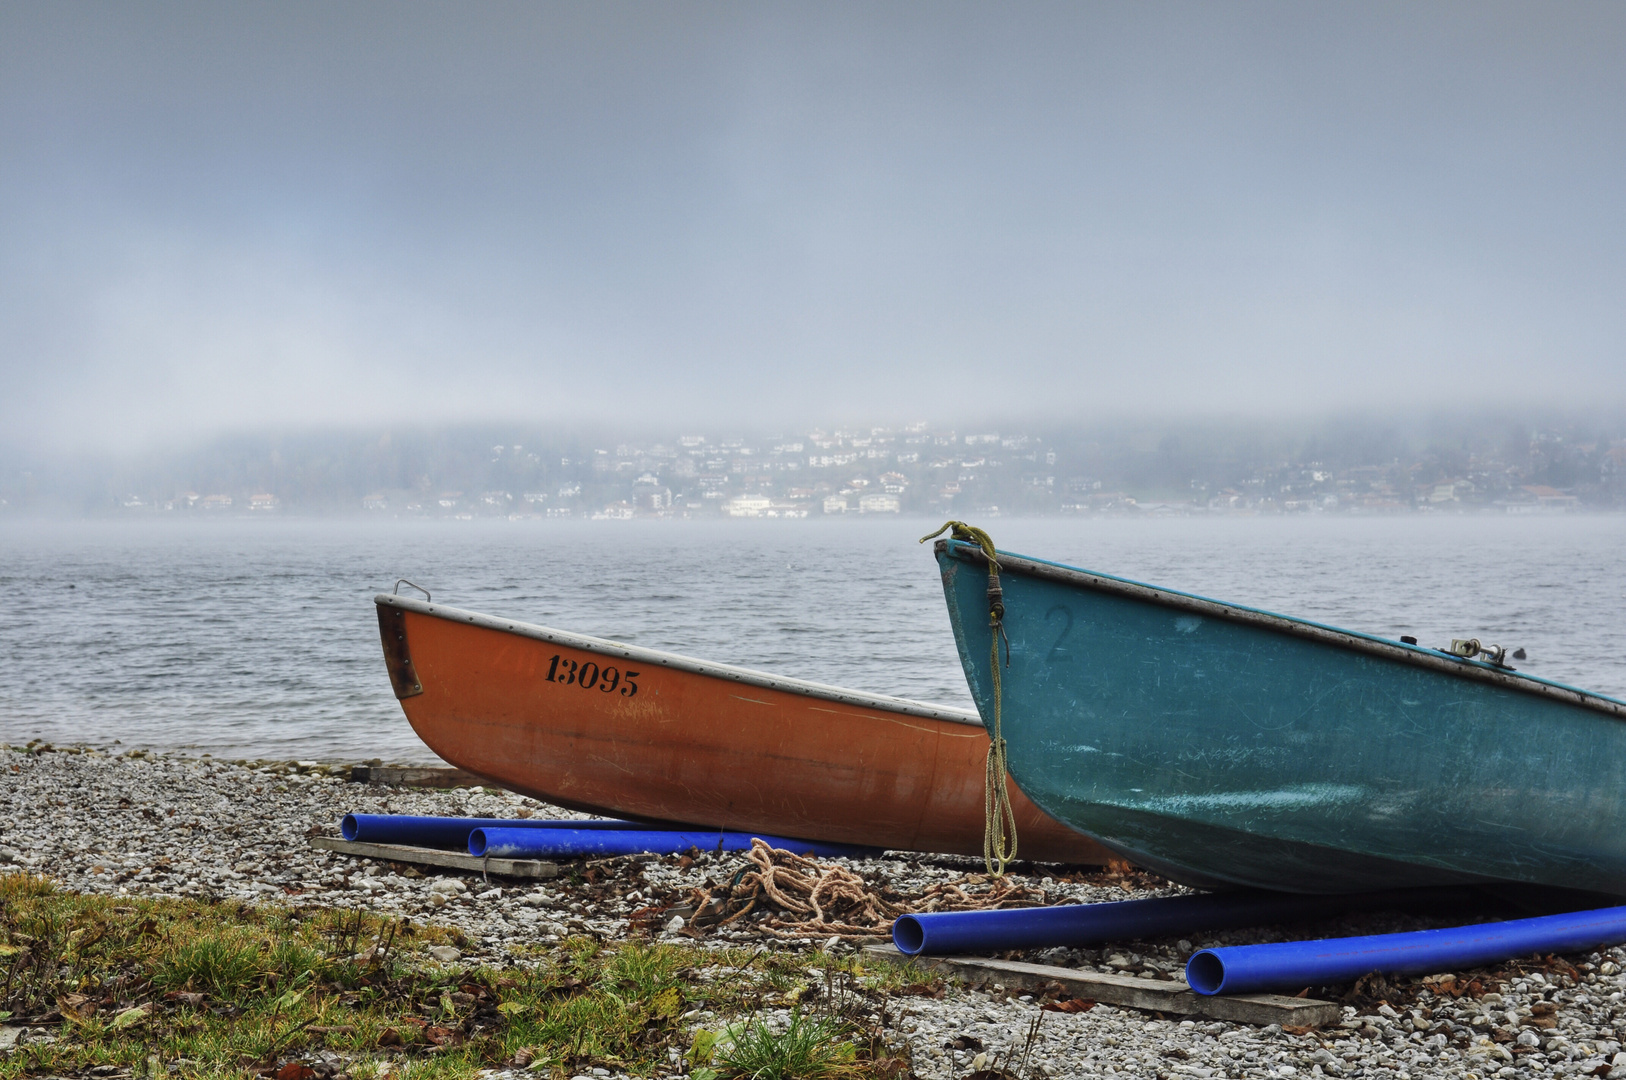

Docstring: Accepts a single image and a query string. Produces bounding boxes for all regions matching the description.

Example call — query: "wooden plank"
[310,836,559,879]
[1196,989,1344,1028]
[861,945,1341,1028]
[348,765,491,788]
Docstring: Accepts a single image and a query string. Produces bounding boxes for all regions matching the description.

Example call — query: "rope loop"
[919,520,998,565]
[921,520,1019,877]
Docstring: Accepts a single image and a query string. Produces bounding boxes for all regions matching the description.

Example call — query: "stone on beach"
[7,742,1626,1080]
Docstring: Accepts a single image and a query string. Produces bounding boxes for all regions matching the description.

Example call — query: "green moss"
[0,873,918,1080]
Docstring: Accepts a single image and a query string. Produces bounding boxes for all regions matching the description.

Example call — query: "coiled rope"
[681,838,1045,939]
[920,521,1018,877]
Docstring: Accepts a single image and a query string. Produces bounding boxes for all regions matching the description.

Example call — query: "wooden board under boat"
[935,538,1626,895]
[374,593,1110,864]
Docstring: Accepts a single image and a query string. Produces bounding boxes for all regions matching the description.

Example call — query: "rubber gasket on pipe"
[469,827,880,860]
[340,814,685,850]
[1186,905,1626,996]
[892,888,1477,957]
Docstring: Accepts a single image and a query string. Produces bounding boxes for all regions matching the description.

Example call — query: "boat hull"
[374,594,1110,863]
[935,540,1626,895]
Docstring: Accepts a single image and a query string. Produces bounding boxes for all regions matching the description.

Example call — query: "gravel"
[8,741,1626,1080]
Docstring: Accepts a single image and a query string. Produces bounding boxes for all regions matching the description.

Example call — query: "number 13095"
[545,655,640,696]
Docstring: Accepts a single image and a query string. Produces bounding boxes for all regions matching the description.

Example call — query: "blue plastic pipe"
[1187,904,1626,996]
[892,888,1476,957]
[341,814,691,850]
[469,827,880,860]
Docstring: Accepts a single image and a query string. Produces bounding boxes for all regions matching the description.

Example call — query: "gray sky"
[3,3,1623,450]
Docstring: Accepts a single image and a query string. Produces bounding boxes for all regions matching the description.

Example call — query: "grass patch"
[709,1008,860,1080]
[0,873,928,1079]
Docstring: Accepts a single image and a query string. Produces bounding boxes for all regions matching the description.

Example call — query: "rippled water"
[2,515,1622,762]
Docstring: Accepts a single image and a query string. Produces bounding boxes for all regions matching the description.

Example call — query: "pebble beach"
[8,744,1626,1080]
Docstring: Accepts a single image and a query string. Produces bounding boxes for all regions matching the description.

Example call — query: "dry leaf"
[1042,998,1097,1013]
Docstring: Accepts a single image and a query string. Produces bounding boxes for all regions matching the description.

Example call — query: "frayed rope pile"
[685,838,1045,940]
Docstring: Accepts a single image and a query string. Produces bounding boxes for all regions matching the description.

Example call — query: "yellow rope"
[921,521,1019,877]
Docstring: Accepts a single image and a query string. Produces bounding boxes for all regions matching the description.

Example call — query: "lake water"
[2,515,1623,763]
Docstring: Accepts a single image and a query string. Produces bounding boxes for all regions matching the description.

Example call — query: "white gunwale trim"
[940,541,1626,721]
[374,593,986,727]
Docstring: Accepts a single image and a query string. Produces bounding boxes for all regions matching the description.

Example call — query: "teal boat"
[933,535,1626,895]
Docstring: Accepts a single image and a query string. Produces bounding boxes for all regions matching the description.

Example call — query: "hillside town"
[17,417,1624,519]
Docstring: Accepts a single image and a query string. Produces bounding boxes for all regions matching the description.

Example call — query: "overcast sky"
[2,3,1623,450]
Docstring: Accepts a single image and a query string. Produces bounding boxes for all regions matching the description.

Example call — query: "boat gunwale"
[374,593,987,727]
[938,539,1626,721]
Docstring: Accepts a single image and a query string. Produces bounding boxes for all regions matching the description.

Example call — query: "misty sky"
[3,3,1624,450]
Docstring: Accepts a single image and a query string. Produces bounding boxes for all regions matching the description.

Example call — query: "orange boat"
[374,590,1109,863]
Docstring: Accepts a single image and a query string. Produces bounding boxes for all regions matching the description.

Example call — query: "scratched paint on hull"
[376,597,1111,863]
[936,540,1626,895]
